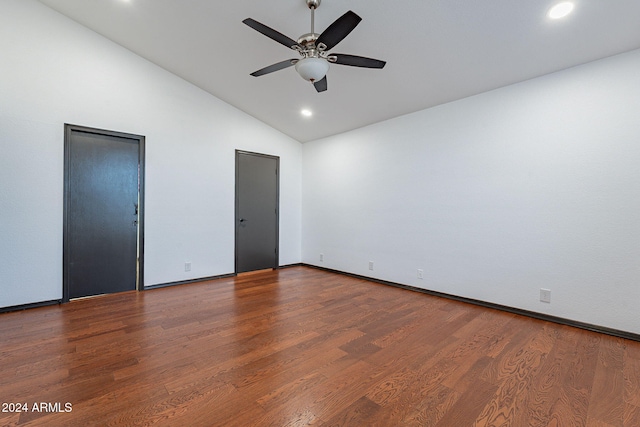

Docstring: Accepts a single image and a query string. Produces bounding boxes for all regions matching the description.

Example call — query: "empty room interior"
[2,0,640,425]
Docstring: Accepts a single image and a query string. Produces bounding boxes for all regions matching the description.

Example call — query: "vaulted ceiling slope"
[38,0,640,142]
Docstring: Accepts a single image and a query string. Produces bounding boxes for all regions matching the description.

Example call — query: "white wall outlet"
[185,262,191,272]
[417,269,424,279]
[369,261,374,271]
[540,288,551,303]
[320,253,324,262]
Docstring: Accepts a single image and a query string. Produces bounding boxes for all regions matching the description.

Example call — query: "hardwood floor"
[1,266,639,426]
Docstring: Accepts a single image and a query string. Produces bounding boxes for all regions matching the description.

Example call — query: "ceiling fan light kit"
[295,57,330,82]
[243,0,386,93]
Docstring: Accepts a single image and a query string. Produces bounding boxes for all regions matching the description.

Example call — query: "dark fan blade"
[332,54,386,69]
[243,18,301,50]
[250,59,297,77]
[313,76,327,92]
[316,11,361,51]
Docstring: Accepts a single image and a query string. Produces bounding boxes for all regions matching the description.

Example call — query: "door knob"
[239,218,247,223]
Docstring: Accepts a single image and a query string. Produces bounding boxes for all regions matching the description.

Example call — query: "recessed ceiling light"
[301,109,313,117]
[548,2,575,19]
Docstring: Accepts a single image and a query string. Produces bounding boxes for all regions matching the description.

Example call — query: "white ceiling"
[37,0,640,143]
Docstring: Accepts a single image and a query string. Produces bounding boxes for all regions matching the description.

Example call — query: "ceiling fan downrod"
[307,0,320,34]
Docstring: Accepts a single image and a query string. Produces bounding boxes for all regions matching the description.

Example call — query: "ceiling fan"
[243,0,386,93]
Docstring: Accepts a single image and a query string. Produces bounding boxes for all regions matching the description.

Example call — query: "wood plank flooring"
[1,266,639,426]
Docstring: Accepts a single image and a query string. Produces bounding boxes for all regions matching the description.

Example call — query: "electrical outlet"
[369,261,374,271]
[320,253,324,262]
[540,288,551,303]
[417,269,424,279]
[185,262,191,272]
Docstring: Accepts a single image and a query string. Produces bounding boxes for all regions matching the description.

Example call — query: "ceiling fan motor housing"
[297,32,319,48]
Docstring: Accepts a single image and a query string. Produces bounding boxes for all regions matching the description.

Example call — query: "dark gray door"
[235,151,279,273]
[64,125,144,300]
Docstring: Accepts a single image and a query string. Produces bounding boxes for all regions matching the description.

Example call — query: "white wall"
[303,49,640,335]
[0,0,302,308]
